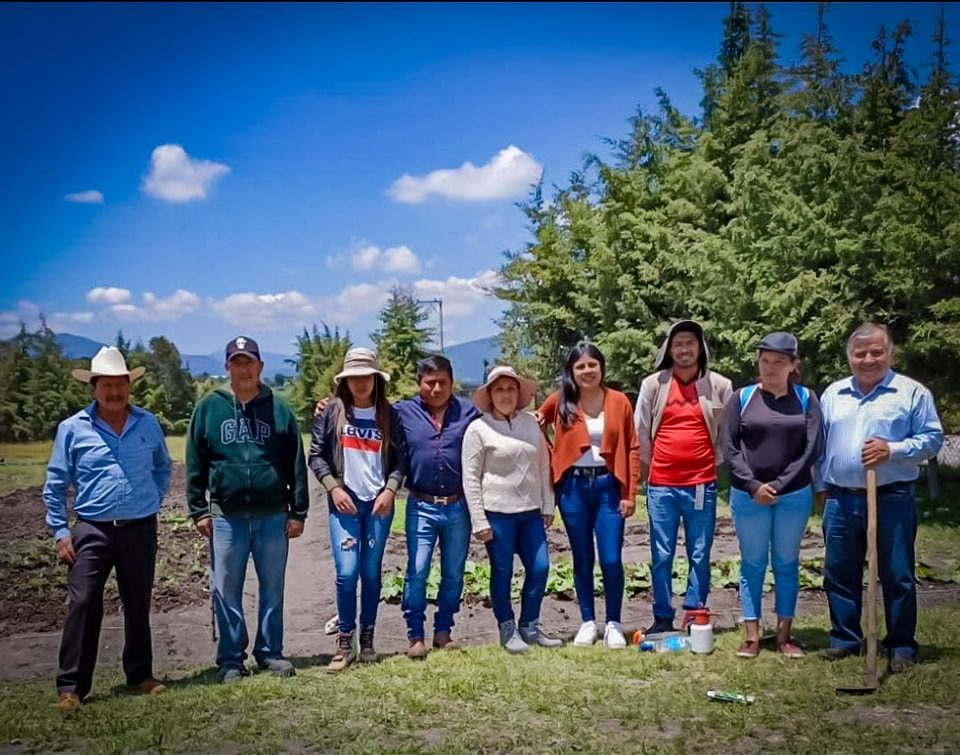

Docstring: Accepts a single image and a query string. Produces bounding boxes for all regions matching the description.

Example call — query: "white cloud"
[383,245,421,274]
[141,144,230,203]
[142,289,201,319]
[0,300,94,338]
[209,290,317,329]
[388,145,543,204]
[348,244,421,274]
[86,288,200,321]
[65,190,104,204]
[351,246,381,271]
[412,270,500,317]
[87,286,133,305]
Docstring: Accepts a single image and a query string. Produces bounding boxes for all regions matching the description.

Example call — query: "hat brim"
[227,350,262,362]
[334,367,390,384]
[473,375,538,414]
[72,366,146,384]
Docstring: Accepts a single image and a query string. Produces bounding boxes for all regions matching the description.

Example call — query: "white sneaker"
[573,620,599,646]
[603,621,627,649]
[324,615,339,635]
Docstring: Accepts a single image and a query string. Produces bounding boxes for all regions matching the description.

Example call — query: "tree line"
[496,2,959,430]
[0,285,434,442]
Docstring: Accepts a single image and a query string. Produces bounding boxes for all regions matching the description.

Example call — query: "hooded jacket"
[633,320,734,470]
[186,384,309,521]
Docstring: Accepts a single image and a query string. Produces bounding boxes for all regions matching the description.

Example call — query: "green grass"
[2,606,958,753]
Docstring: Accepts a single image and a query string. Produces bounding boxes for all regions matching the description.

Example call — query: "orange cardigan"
[538,388,640,502]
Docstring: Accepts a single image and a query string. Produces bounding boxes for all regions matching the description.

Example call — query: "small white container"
[690,621,714,654]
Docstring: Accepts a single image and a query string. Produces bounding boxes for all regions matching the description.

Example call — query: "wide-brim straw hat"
[473,365,538,413]
[334,347,390,384]
[72,346,146,383]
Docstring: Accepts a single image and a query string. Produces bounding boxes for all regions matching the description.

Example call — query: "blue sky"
[2,2,954,355]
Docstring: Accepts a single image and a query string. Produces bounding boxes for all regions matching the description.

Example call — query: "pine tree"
[370,286,435,400]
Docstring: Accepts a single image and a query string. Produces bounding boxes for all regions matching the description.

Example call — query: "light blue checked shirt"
[817,370,943,490]
[42,402,173,541]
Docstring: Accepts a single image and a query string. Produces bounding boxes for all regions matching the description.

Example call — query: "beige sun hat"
[71,346,146,383]
[473,365,538,413]
[334,348,390,384]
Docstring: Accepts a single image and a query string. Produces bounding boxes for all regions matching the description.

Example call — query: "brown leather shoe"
[433,631,460,650]
[129,678,168,695]
[407,639,429,659]
[56,692,81,711]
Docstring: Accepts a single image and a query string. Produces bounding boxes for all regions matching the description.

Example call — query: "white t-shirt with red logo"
[342,406,384,502]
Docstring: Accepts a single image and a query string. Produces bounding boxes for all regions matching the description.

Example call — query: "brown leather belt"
[408,490,464,505]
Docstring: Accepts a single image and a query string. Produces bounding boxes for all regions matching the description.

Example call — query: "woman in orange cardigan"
[537,342,640,649]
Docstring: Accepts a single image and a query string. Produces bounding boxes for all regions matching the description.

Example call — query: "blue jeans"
[557,470,624,623]
[402,496,471,639]
[485,510,550,625]
[211,512,289,671]
[731,485,812,621]
[328,491,395,634]
[823,483,918,660]
[647,482,717,620]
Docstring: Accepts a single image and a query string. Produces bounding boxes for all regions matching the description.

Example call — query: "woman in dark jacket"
[721,332,822,659]
[309,348,407,672]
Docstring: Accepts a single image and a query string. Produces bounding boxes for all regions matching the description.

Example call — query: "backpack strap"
[739,383,760,413]
[793,384,810,413]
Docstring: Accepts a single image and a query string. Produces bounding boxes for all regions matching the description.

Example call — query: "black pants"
[56,516,157,698]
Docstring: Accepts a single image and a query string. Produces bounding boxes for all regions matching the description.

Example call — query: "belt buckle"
[435,495,453,505]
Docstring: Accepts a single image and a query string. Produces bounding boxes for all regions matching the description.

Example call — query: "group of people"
[41,319,943,710]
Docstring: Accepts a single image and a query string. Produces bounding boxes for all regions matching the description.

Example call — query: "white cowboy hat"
[71,346,146,383]
[473,365,538,413]
[334,348,390,384]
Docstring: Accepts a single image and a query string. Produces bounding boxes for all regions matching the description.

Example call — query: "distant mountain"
[445,335,501,386]
[55,333,107,359]
[52,333,295,378]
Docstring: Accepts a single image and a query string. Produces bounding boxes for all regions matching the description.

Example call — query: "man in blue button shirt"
[817,323,943,673]
[396,355,481,658]
[42,347,173,711]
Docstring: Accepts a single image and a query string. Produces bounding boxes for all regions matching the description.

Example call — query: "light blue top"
[42,402,173,540]
[817,370,943,490]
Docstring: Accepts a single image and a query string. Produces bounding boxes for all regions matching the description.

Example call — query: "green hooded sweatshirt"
[186,384,308,521]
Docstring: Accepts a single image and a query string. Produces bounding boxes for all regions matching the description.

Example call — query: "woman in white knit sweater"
[461,365,562,653]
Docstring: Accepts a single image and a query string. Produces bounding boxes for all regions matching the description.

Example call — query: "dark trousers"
[56,516,158,698]
[823,483,918,660]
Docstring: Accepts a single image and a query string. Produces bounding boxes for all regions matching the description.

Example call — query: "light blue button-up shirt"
[42,402,173,540]
[817,370,943,490]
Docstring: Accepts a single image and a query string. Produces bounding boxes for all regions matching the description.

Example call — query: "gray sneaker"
[218,667,247,684]
[258,657,295,677]
[498,620,531,654]
[519,621,563,648]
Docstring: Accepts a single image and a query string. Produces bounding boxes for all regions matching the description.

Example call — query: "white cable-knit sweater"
[460,411,554,534]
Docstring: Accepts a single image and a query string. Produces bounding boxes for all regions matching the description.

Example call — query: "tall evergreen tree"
[370,286,435,400]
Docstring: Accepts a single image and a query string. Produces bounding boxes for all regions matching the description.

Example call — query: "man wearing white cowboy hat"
[186,336,308,684]
[42,346,173,711]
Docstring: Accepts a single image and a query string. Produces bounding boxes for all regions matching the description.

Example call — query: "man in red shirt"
[634,321,733,635]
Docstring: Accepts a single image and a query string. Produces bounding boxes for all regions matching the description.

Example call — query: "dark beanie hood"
[654,319,710,373]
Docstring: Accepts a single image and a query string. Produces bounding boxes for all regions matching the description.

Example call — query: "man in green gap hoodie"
[186,336,308,683]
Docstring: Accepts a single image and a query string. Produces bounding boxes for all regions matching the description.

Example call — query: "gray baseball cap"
[757,332,799,358]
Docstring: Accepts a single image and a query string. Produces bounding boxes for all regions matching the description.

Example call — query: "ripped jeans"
[328,490,395,634]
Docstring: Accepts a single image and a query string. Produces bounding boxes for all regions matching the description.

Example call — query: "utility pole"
[417,297,444,353]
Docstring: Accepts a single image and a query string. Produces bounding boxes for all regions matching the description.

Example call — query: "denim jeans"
[211,512,289,672]
[557,470,624,623]
[328,491,395,634]
[485,510,550,625]
[730,485,812,621]
[823,483,918,660]
[402,495,471,639]
[646,482,717,621]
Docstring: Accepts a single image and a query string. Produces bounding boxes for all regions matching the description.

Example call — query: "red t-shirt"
[649,376,716,486]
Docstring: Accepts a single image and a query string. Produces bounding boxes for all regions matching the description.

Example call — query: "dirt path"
[1,468,957,684]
